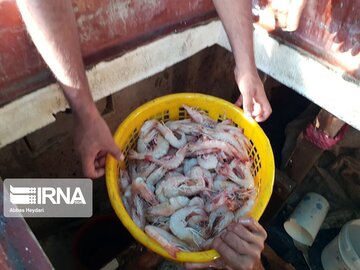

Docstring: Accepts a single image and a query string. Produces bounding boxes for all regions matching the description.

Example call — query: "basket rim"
[106,93,275,262]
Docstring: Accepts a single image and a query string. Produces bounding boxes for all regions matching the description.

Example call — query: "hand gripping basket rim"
[106,93,274,262]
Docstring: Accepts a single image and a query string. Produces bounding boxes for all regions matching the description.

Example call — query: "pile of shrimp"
[118,105,256,257]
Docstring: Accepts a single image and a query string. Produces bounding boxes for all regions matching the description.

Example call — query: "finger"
[228,222,263,245]
[284,0,307,31]
[254,96,272,122]
[212,238,248,269]
[184,262,215,269]
[241,93,254,118]
[107,141,124,161]
[237,217,268,239]
[235,96,243,107]
[221,231,259,259]
[95,156,106,169]
[82,153,98,179]
[94,167,105,178]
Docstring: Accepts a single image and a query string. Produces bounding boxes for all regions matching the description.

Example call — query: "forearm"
[17,0,96,118]
[213,0,257,75]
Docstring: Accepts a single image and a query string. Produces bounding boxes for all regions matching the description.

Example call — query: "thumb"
[242,93,253,118]
[184,262,214,269]
[235,95,243,107]
[107,141,124,161]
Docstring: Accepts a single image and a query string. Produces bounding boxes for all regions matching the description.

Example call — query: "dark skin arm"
[17,0,123,178]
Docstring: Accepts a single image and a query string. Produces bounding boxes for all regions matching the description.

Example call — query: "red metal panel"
[0,0,216,105]
[0,0,359,106]
[255,0,360,79]
[0,180,53,269]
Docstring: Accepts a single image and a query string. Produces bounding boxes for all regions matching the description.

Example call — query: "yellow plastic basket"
[106,93,274,262]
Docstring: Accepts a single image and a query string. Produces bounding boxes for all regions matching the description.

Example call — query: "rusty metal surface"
[0,0,359,106]
[255,0,360,80]
[0,0,216,106]
[0,179,53,270]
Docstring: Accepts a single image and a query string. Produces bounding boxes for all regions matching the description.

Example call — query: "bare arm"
[16,0,94,119]
[213,0,272,122]
[213,0,256,76]
[17,0,122,178]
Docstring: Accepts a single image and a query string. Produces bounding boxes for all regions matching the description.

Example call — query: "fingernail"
[237,217,252,224]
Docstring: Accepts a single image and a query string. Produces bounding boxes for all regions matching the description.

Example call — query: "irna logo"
[9,185,86,205]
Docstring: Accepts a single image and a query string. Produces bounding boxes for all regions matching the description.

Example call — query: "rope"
[303,123,348,150]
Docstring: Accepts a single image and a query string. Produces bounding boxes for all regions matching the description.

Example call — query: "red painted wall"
[0,0,359,106]
[0,0,216,105]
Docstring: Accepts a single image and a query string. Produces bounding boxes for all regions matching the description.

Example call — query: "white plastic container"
[321,219,360,270]
[284,192,329,246]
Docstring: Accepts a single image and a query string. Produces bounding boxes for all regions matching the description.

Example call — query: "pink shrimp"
[216,159,254,189]
[200,127,249,161]
[154,121,187,149]
[146,196,189,217]
[131,195,146,229]
[166,120,203,135]
[147,145,187,170]
[182,104,216,128]
[197,153,218,170]
[188,139,244,160]
[170,206,206,247]
[119,169,131,190]
[132,177,159,206]
[145,225,191,257]
[162,175,206,197]
[235,188,257,219]
[146,166,167,188]
[189,166,213,190]
[137,162,157,179]
[205,186,253,212]
[206,206,234,238]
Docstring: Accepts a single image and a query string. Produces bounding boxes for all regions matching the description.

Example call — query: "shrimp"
[235,188,257,219]
[183,158,198,176]
[188,196,205,208]
[188,139,244,160]
[147,196,189,217]
[132,177,158,205]
[182,104,216,128]
[151,135,170,159]
[148,216,170,231]
[162,175,205,197]
[146,166,167,187]
[154,121,187,149]
[131,195,146,229]
[205,187,250,212]
[200,127,249,161]
[166,119,202,135]
[189,166,213,190]
[119,169,131,190]
[187,210,208,237]
[197,154,218,170]
[170,206,206,247]
[122,196,131,214]
[213,177,238,192]
[207,206,234,238]
[148,145,187,170]
[137,162,157,179]
[135,134,170,159]
[216,159,254,189]
[145,225,191,257]
[155,179,168,203]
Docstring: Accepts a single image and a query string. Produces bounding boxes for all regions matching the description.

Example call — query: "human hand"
[185,217,267,270]
[235,69,272,122]
[256,0,307,32]
[74,106,123,178]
